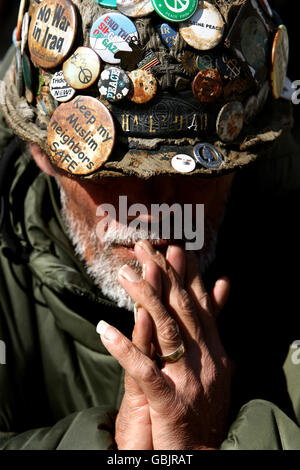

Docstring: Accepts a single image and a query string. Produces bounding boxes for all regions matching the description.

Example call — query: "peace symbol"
[164,0,190,13]
[79,67,92,85]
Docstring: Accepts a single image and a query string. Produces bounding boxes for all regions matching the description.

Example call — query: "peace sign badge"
[151,0,198,22]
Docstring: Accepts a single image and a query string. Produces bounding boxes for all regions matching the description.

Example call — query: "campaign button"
[216,54,241,81]
[28,0,77,69]
[193,143,223,168]
[22,52,34,103]
[240,16,268,70]
[90,13,138,65]
[50,70,75,102]
[21,12,30,55]
[179,2,225,50]
[128,69,157,104]
[15,46,23,98]
[181,51,198,75]
[192,69,223,103]
[216,101,244,142]
[271,25,289,99]
[151,0,198,23]
[38,85,58,117]
[156,23,178,48]
[196,52,216,71]
[48,96,115,175]
[12,27,17,47]
[16,0,27,42]
[243,95,258,124]
[117,0,154,18]
[171,154,196,173]
[93,0,117,7]
[63,47,101,90]
[98,67,131,101]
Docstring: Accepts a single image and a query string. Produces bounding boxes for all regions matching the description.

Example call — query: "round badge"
[128,69,157,104]
[12,27,17,47]
[244,95,258,124]
[90,13,138,65]
[193,143,223,169]
[192,69,223,103]
[63,47,101,90]
[117,0,154,18]
[15,47,23,98]
[216,54,241,81]
[21,12,29,55]
[171,154,196,173]
[181,51,198,75]
[271,25,289,99]
[240,16,268,70]
[156,23,178,48]
[50,70,75,102]
[94,0,117,7]
[179,2,225,50]
[22,53,33,103]
[98,67,131,101]
[28,0,77,69]
[48,96,115,176]
[151,0,198,23]
[216,101,244,142]
[196,52,216,71]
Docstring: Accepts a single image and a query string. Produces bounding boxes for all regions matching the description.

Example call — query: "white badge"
[171,154,196,173]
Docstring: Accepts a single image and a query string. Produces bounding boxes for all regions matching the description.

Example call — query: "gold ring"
[158,343,185,363]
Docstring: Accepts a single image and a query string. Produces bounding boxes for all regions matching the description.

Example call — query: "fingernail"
[96,320,119,342]
[134,302,142,323]
[166,245,171,260]
[142,263,146,280]
[118,264,141,282]
[137,239,156,255]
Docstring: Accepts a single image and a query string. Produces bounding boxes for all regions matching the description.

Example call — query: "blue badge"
[156,23,178,48]
[93,0,117,7]
[193,143,223,169]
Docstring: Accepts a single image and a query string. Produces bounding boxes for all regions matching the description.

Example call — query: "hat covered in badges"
[0,0,293,178]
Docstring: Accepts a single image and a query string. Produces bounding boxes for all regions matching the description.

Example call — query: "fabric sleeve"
[0,406,116,450]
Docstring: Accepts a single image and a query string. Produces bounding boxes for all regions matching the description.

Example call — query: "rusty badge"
[28,0,77,69]
[216,101,244,142]
[192,69,223,103]
[48,96,115,175]
[128,69,157,104]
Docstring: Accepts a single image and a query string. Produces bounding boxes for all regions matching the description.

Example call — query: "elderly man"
[1,0,300,450]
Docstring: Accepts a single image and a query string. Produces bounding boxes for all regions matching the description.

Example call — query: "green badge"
[93,0,117,7]
[151,0,198,22]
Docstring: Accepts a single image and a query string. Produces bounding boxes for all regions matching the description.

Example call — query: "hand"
[98,241,231,450]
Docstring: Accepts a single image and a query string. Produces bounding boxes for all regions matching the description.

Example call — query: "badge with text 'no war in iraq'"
[224,0,275,85]
[48,96,115,176]
[28,0,77,69]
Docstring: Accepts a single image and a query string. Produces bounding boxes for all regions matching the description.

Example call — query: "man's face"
[55,171,234,310]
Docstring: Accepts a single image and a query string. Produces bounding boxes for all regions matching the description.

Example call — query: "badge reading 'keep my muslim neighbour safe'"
[28,0,77,69]
[89,13,138,64]
[48,96,115,175]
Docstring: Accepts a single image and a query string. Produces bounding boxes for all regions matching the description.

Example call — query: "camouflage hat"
[0,0,293,179]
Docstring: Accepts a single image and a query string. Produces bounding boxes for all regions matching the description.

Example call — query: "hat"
[0,0,294,179]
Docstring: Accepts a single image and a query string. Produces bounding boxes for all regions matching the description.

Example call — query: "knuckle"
[175,288,194,313]
[159,319,180,344]
[140,359,160,383]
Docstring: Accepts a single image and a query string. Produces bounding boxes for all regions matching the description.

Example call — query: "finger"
[118,264,183,358]
[135,241,200,336]
[97,320,174,414]
[211,277,230,318]
[166,245,185,282]
[143,260,162,299]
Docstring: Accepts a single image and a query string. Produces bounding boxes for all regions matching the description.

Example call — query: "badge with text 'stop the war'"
[63,47,101,90]
[179,2,225,50]
[151,0,198,23]
[90,13,138,65]
[48,96,115,176]
[28,0,77,69]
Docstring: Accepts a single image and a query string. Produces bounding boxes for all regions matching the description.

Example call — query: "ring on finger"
[157,343,186,363]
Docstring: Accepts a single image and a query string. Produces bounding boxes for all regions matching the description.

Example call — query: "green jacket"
[2,49,300,450]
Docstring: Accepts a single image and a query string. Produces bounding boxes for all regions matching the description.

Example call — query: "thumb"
[211,277,230,317]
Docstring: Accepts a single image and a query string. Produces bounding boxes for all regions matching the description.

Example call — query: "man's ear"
[30,144,55,177]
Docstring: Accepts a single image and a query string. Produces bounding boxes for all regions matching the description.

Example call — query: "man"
[1,0,300,450]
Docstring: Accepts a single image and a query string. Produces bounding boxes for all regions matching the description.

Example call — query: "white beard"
[59,184,219,312]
